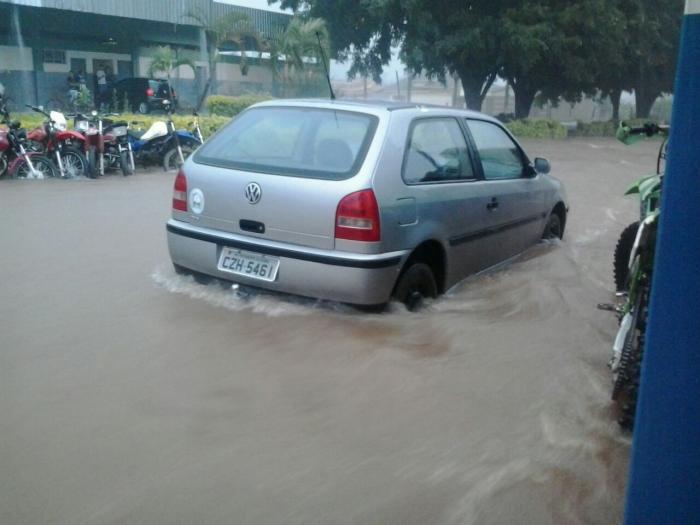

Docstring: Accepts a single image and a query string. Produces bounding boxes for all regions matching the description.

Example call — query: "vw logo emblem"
[244,182,262,204]
[189,188,205,214]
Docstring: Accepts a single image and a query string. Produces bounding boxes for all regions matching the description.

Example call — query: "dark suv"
[113,78,177,114]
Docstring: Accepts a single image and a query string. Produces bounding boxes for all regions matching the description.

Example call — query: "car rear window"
[194,107,379,180]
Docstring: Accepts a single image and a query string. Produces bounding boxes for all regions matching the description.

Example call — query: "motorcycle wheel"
[614,222,640,292]
[612,283,649,432]
[0,154,8,179]
[87,148,98,178]
[119,150,133,176]
[162,145,194,172]
[61,147,89,178]
[13,155,57,179]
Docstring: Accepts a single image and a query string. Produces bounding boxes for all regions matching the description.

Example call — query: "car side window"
[403,118,475,184]
[467,120,525,180]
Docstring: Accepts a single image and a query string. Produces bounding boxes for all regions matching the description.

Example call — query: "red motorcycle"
[1,103,56,179]
[74,111,131,177]
[25,105,89,178]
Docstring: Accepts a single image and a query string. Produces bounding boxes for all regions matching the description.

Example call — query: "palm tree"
[148,46,195,87]
[148,47,195,110]
[185,8,262,105]
[265,17,330,97]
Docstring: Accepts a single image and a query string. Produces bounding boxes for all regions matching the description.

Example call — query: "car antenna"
[315,31,335,100]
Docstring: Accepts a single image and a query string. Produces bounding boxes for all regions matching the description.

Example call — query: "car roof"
[252,98,500,122]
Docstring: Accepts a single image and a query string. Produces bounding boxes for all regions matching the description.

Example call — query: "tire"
[13,155,56,179]
[0,154,8,179]
[138,102,149,114]
[119,150,133,176]
[87,148,98,178]
[614,222,639,292]
[392,262,438,311]
[543,212,563,240]
[162,144,194,172]
[61,147,89,178]
[612,284,648,432]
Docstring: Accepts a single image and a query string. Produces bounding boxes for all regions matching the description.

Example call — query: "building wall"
[0,45,33,70]
[0,1,287,109]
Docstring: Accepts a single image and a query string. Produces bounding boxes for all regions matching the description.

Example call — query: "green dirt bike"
[600,122,669,431]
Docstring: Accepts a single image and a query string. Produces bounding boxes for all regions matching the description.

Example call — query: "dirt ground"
[0,137,661,524]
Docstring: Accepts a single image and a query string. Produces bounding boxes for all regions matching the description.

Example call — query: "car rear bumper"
[166,219,407,305]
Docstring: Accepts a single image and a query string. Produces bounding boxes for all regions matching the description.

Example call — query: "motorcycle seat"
[140,121,168,141]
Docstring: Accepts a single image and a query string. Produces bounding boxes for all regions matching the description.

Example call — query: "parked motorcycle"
[74,111,132,177]
[1,103,56,179]
[600,121,669,432]
[25,105,89,178]
[129,101,201,172]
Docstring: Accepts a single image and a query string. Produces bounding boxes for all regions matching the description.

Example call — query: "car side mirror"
[534,157,551,175]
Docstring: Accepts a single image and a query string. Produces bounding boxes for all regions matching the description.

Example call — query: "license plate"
[217,247,279,282]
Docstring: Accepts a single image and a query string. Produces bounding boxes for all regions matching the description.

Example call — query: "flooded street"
[0,138,660,524]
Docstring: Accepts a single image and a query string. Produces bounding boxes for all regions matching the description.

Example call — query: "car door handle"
[486,198,499,211]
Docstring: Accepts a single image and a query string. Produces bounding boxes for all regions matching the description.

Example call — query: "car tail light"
[173,169,187,211]
[146,88,154,97]
[335,189,381,242]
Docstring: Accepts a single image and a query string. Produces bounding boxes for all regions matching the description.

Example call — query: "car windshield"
[194,106,378,180]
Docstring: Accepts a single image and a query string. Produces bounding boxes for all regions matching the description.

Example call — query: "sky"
[216,0,404,82]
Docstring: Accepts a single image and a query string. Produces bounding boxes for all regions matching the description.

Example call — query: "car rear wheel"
[392,262,438,311]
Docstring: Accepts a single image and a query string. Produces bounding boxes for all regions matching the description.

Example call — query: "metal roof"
[0,0,290,37]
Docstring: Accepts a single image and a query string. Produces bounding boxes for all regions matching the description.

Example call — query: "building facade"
[0,0,290,109]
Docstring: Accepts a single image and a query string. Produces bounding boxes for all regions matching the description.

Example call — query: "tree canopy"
[273,0,683,118]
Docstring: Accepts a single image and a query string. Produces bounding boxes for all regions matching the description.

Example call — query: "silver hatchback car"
[167,99,568,308]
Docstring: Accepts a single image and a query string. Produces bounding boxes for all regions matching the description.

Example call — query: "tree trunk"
[635,85,658,118]
[456,69,490,111]
[610,88,622,122]
[451,74,460,107]
[513,85,537,120]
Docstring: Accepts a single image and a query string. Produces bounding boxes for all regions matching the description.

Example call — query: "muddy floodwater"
[0,138,661,524]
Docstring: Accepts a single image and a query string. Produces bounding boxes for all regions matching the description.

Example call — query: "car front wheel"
[543,212,563,240]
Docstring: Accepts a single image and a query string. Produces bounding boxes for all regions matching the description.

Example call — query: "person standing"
[96,66,108,110]
[67,70,79,111]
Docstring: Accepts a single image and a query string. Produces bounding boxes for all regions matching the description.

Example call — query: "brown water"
[0,138,660,524]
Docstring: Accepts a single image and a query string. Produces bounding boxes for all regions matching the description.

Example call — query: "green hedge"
[10,112,231,140]
[506,119,568,139]
[570,120,618,137]
[205,95,271,117]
